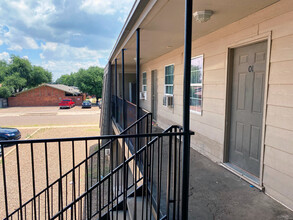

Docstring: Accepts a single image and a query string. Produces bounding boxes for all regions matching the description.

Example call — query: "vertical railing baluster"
[45,190,47,219]
[111,139,114,220]
[107,142,111,218]
[2,144,9,219]
[142,137,147,220]
[177,132,183,220]
[72,141,77,220]
[166,130,173,219]
[70,204,73,220]
[66,174,68,219]
[134,128,138,220]
[116,138,119,219]
[16,143,23,220]
[44,142,50,219]
[173,128,178,220]
[98,140,102,220]
[123,136,127,220]
[159,137,164,219]
[150,141,155,219]
[90,151,93,218]
[145,117,150,220]
[85,140,90,220]
[96,141,99,215]
[156,138,161,219]
[78,166,81,220]
[103,142,106,209]
[30,143,37,220]
[51,186,54,217]
[58,141,63,220]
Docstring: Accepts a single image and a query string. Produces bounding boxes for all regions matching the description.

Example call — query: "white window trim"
[164,64,175,96]
[142,72,147,92]
[190,55,203,115]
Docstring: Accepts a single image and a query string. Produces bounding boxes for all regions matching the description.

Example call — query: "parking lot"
[0,106,101,218]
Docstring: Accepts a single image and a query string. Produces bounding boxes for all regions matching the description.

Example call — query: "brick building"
[8,84,85,107]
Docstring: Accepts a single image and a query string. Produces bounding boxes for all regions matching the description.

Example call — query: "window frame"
[142,72,147,92]
[164,64,175,96]
[190,55,204,115]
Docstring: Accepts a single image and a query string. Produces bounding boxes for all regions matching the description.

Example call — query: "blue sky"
[0,0,135,80]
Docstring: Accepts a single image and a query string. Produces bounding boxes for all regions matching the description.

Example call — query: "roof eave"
[108,0,151,63]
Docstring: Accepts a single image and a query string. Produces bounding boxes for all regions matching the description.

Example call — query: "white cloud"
[3,27,39,51]
[38,42,109,79]
[23,55,29,60]
[8,44,23,51]
[0,52,10,61]
[0,0,134,78]
[80,0,134,17]
[24,37,39,49]
[40,60,101,80]
[3,0,56,28]
[40,42,108,61]
[34,1,56,18]
[41,42,58,51]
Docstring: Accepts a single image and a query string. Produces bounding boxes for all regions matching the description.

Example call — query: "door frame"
[223,32,272,188]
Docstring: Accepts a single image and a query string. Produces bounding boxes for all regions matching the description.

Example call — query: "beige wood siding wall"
[139,0,293,210]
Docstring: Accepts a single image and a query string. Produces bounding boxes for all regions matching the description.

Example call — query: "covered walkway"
[188,149,293,219]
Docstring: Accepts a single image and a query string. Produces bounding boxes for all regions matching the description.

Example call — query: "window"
[190,55,203,114]
[165,65,174,95]
[142,72,147,92]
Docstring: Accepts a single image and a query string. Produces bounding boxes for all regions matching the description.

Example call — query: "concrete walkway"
[188,149,293,220]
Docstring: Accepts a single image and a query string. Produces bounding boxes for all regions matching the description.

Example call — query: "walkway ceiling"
[113,0,279,66]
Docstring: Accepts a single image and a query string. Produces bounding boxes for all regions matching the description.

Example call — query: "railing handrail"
[3,113,153,218]
[0,130,193,145]
[0,113,153,145]
[50,127,186,219]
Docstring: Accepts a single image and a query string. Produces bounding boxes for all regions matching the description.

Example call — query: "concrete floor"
[188,149,293,220]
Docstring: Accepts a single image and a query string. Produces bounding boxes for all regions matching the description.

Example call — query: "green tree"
[0,55,53,95]
[8,56,32,89]
[30,66,52,87]
[0,60,8,82]
[3,72,27,93]
[55,74,75,86]
[0,86,12,98]
[74,66,103,98]
[55,66,104,98]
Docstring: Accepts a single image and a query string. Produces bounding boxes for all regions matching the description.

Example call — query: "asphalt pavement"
[0,106,100,127]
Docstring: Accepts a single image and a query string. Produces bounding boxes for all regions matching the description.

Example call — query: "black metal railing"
[0,112,151,220]
[1,118,192,219]
[112,95,148,131]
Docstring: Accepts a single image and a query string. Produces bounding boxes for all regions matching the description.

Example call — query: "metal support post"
[122,49,125,129]
[115,58,118,122]
[182,0,193,219]
[136,28,140,121]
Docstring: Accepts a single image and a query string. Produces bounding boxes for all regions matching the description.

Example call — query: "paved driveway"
[0,106,100,127]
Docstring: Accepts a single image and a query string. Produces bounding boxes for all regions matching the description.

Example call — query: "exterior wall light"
[193,10,213,23]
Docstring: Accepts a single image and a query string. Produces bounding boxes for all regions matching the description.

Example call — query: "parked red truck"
[59,99,75,109]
